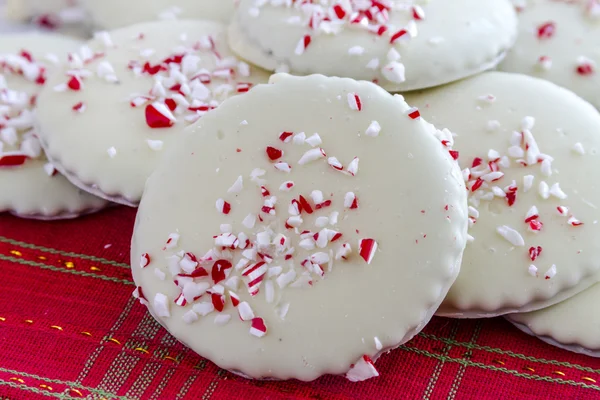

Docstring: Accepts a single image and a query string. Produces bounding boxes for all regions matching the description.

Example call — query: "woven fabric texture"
[1,207,599,399]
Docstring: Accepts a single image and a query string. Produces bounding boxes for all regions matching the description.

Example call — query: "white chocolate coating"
[229,0,517,92]
[499,0,600,110]
[0,32,107,219]
[131,74,468,381]
[82,0,235,30]
[405,72,600,317]
[508,288,600,357]
[36,20,271,206]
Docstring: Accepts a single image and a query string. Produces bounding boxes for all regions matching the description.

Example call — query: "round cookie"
[82,0,235,30]
[499,0,600,110]
[507,283,600,357]
[228,0,517,92]
[130,73,468,381]
[36,20,271,207]
[0,32,107,220]
[405,72,600,317]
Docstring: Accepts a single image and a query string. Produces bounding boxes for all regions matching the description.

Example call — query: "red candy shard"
[407,107,420,120]
[471,178,484,192]
[145,103,175,128]
[140,253,151,268]
[165,98,177,111]
[529,246,543,262]
[359,239,378,264]
[211,260,232,284]
[577,63,595,76]
[279,131,293,142]
[266,146,284,161]
[0,154,28,167]
[537,22,556,39]
[211,293,225,312]
[298,195,314,214]
[449,150,459,160]
[67,75,82,91]
[472,157,483,168]
[249,317,267,337]
[72,102,85,112]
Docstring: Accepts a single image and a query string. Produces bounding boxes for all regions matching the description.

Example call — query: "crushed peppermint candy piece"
[140,253,151,268]
[358,239,378,264]
[496,225,525,247]
[215,198,231,214]
[346,355,379,382]
[544,265,557,280]
[298,148,326,165]
[347,93,362,111]
[153,293,170,317]
[249,317,267,338]
[528,265,538,277]
[365,121,381,137]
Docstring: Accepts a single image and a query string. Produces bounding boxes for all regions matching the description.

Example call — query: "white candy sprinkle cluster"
[52,30,258,155]
[251,0,429,84]
[460,107,586,280]
[0,50,54,169]
[135,99,387,342]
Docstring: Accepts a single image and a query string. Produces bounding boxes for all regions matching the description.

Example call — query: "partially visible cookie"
[131,73,468,381]
[82,0,235,30]
[507,283,600,358]
[229,0,517,92]
[0,33,107,220]
[36,20,271,207]
[5,0,88,36]
[499,0,600,109]
[406,72,600,317]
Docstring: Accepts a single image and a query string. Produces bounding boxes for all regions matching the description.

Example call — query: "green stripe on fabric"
[0,254,134,286]
[419,332,600,375]
[0,236,130,269]
[400,346,600,391]
[0,369,134,399]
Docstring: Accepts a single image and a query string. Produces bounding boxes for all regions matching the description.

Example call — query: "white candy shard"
[496,225,525,247]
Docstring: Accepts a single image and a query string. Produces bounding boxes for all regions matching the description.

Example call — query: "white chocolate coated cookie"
[507,283,600,357]
[405,72,600,317]
[5,0,78,21]
[4,0,89,38]
[499,0,600,110]
[0,33,107,219]
[131,74,468,381]
[82,0,235,30]
[229,0,517,92]
[36,20,271,206]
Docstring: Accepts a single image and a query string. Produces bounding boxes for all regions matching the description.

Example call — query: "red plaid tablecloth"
[1,207,599,399]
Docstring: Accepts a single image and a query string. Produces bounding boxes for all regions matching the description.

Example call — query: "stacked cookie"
[2,0,600,383]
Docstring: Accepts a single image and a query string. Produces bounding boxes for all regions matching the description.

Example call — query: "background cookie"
[4,0,88,36]
[406,72,600,317]
[499,0,600,109]
[36,20,271,206]
[229,0,517,92]
[507,283,600,358]
[82,0,235,30]
[131,73,468,381]
[0,32,107,219]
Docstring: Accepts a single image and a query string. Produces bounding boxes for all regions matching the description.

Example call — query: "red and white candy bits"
[35,20,270,206]
[131,74,467,381]
[406,72,600,318]
[0,33,108,220]
[499,0,600,109]
[229,0,517,91]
